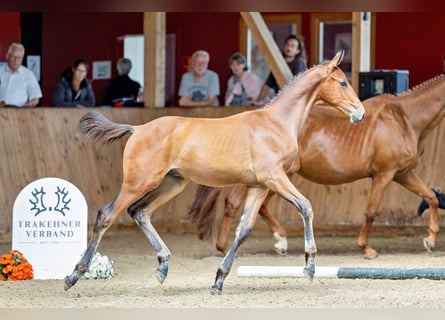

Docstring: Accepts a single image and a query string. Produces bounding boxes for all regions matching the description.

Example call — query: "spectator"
[254,34,308,105]
[52,58,95,107]
[101,58,142,107]
[0,42,42,108]
[178,50,220,107]
[225,52,264,106]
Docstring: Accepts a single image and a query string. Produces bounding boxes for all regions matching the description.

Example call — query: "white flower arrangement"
[81,252,114,280]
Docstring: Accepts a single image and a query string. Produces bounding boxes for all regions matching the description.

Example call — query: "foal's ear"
[327,50,345,70]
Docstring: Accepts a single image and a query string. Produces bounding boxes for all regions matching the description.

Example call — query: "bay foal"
[64,51,364,294]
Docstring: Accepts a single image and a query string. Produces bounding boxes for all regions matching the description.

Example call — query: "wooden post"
[240,12,292,88]
[143,12,166,107]
[351,12,371,93]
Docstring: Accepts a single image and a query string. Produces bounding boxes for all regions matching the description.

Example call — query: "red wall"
[41,12,143,106]
[167,13,240,104]
[0,12,20,59]
[1,12,444,106]
[374,12,445,86]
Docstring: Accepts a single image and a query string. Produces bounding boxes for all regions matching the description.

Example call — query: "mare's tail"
[417,188,445,216]
[77,111,135,144]
[186,185,223,241]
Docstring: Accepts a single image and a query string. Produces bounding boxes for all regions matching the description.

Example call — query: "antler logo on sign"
[12,178,88,279]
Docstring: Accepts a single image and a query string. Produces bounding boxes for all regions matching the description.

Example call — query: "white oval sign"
[12,177,88,279]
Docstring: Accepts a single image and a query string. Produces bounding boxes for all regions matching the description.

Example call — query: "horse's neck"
[267,72,321,136]
[402,77,445,138]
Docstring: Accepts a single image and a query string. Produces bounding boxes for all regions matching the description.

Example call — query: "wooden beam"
[240,12,292,88]
[351,12,371,93]
[143,12,166,107]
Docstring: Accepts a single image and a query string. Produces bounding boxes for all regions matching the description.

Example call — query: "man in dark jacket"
[101,58,142,107]
[254,34,308,105]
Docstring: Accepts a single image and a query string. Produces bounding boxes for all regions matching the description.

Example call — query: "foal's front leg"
[212,186,269,294]
[265,174,317,281]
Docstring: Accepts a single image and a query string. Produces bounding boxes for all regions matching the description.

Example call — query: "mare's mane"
[397,74,445,97]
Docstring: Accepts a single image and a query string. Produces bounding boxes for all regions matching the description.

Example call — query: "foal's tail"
[186,185,223,241]
[77,111,135,144]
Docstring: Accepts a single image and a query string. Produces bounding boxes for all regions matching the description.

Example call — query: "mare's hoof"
[423,238,433,254]
[216,245,229,256]
[363,247,379,260]
[274,247,287,255]
[210,285,222,295]
[155,269,167,284]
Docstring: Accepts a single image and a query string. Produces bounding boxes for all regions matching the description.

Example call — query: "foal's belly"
[176,166,259,188]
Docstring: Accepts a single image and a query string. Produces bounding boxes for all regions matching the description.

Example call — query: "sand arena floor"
[1,224,445,309]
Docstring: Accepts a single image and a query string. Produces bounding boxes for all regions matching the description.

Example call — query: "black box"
[359,70,409,100]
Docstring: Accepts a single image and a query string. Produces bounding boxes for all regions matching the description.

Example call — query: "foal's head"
[317,51,365,123]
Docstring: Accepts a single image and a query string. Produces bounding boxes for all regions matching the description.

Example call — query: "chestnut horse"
[64,51,365,294]
[188,74,445,259]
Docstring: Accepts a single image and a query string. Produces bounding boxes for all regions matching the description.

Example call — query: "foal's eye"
[339,81,347,88]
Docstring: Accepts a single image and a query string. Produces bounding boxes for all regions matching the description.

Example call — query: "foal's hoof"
[64,275,74,291]
[155,269,167,284]
[303,266,315,282]
[423,238,433,254]
[210,285,222,295]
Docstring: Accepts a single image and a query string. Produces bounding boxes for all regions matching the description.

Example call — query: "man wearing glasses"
[178,50,220,107]
[0,42,42,108]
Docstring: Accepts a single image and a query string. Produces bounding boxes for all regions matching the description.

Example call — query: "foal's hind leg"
[64,188,140,290]
[212,186,269,294]
[129,174,188,284]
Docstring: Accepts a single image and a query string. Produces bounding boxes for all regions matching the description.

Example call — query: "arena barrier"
[237,266,445,280]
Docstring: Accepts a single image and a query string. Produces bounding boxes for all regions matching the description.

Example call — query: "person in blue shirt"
[178,50,220,107]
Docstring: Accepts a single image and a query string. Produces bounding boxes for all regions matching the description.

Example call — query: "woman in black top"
[52,58,95,107]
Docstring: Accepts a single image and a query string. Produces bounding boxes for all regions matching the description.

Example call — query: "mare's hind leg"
[216,184,248,254]
[212,186,269,294]
[129,173,188,284]
[258,191,288,255]
[218,187,287,255]
[395,171,440,253]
